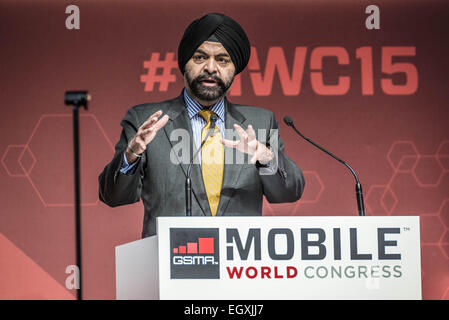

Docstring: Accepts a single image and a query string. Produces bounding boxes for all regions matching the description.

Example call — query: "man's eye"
[193,55,206,61]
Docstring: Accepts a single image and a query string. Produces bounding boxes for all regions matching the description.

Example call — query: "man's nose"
[204,58,218,74]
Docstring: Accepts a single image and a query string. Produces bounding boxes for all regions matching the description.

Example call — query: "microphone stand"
[284,116,365,216]
[186,115,217,216]
[65,91,90,300]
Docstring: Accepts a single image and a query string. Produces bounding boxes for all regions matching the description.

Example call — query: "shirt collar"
[183,89,225,121]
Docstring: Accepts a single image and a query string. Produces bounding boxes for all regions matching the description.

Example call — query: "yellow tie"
[198,110,224,216]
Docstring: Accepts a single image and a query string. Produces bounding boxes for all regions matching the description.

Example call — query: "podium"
[115,216,421,300]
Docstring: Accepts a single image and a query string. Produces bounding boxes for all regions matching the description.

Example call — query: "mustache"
[196,73,223,83]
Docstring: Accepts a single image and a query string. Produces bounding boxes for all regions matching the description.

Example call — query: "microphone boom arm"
[284,116,365,216]
[185,115,218,216]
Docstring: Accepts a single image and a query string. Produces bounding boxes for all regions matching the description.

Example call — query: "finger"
[141,110,163,129]
[143,114,168,135]
[221,138,240,148]
[140,117,158,132]
[140,127,153,137]
[234,124,248,143]
[152,114,169,131]
[247,124,256,141]
[140,115,169,143]
[250,153,258,164]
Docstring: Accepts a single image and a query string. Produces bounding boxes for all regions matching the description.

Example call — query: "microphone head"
[283,116,294,127]
[209,114,218,124]
[209,114,218,136]
[65,91,90,110]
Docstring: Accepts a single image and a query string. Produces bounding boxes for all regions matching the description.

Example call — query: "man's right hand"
[125,110,169,164]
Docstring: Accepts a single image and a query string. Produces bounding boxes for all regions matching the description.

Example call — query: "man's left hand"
[221,124,274,165]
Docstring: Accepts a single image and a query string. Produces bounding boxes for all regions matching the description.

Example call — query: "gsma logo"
[170,228,220,279]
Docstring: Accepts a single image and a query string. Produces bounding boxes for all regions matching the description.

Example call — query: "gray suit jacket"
[99,93,305,238]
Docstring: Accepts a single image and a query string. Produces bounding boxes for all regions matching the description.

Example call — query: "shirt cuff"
[120,152,139,174]
[256,147,278,176]
[257,161,277,175]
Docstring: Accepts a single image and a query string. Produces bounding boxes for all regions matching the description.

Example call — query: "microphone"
[185,114,218,216]
[283,116,365,216]
[65,91,90,109]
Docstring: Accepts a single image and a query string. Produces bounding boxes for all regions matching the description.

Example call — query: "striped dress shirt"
[183,89,226,156]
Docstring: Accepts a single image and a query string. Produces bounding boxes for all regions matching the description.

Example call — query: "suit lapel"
[215,99,248,216]
[162,94,210,216]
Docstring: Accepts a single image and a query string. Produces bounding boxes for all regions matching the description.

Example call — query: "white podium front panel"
[157,216,421,300]
[116,235,159,300]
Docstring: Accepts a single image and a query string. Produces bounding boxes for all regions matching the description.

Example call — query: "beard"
[185,71,234,102]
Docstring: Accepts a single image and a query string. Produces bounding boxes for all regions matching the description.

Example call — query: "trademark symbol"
[403,227,410,231]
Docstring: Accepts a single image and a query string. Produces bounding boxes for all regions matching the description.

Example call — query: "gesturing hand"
[126,110,169,163]
[221,124,273,165]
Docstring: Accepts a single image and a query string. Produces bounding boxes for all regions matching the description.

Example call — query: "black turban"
[178,13,251,75]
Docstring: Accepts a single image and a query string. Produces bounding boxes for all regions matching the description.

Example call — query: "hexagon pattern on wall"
[1,114,114,206]
[368,140,449,299]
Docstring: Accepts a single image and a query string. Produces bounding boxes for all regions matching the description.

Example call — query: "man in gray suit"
[99,13,305,238]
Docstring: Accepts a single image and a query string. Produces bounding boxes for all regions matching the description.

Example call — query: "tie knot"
[198,109,216,124]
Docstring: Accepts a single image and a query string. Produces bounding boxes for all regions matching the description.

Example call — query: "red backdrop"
[0,0,448,299]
